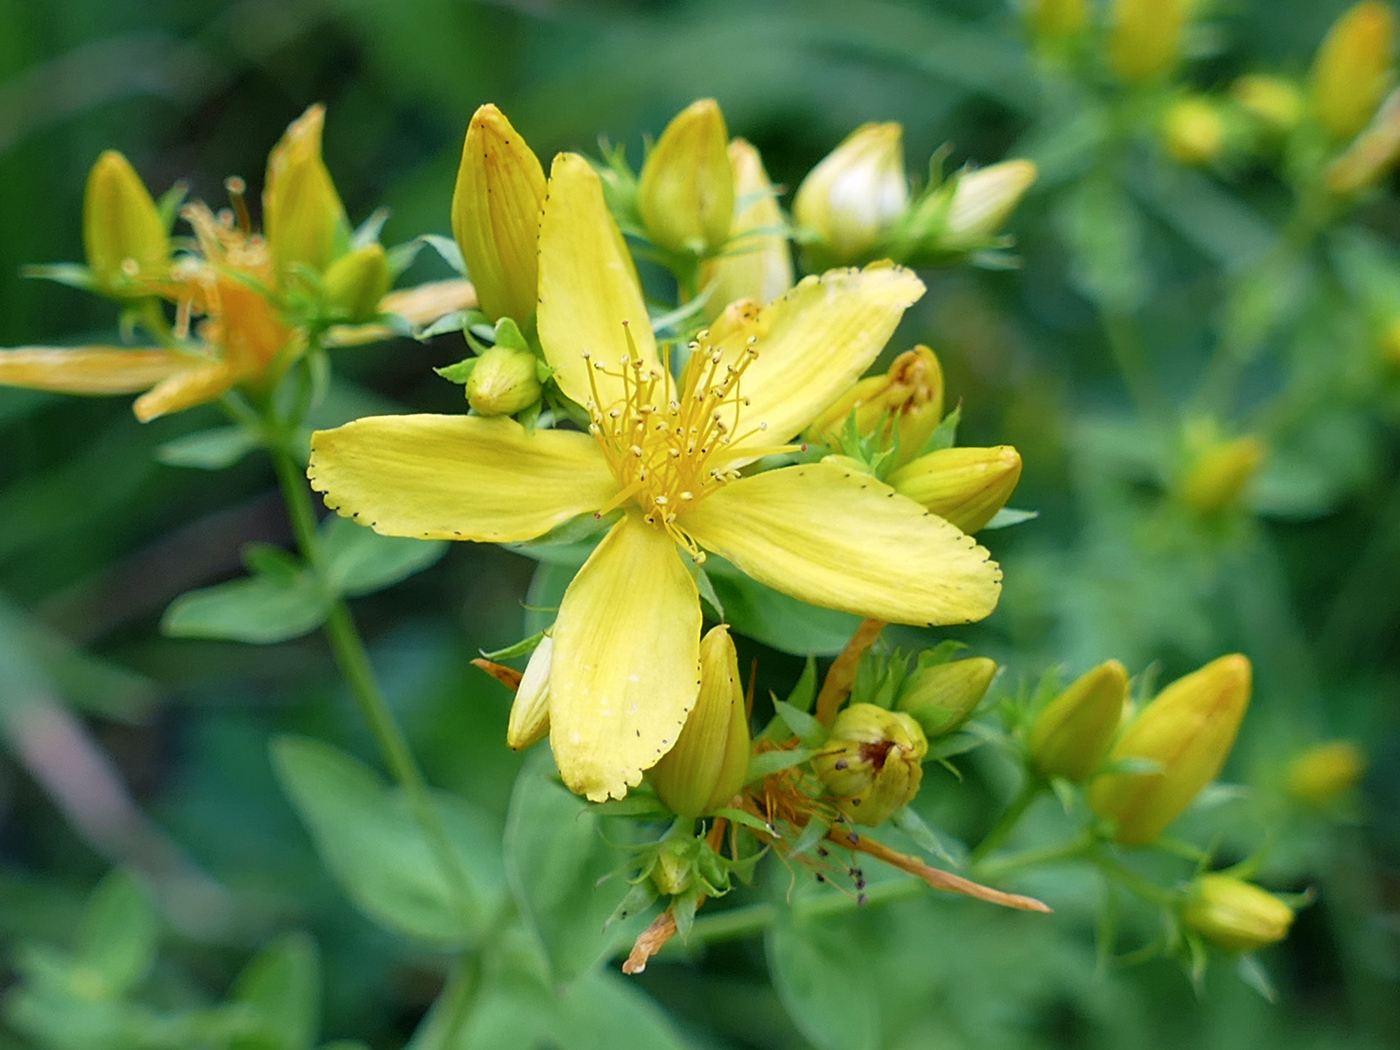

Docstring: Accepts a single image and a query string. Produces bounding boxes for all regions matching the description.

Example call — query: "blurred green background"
[2,1,1398,1048]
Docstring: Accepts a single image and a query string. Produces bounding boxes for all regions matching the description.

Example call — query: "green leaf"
[319,515,448,597]
[925,405,961,453]
[982,507,1038,530]
[20,262,102,293]
[272,736,503,946]
[492,316,530,352]
[891,806,964,869]
[162,573,331,644]
[243,543,303,583]
[502,754,647,983]
[155,426,259,470]
[704,558,861,656]
[434,356,477,384]
[694,566,725,622]
[480,630,546,662]
[746,748,811,783]
[228,933,321,1050]
[773,700,828,749]
[420,234,466,275]
[554,970,692,1050]
[74,870,158,997]
[767,919,879,1050]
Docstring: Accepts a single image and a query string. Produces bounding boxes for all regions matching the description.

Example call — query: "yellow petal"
[308,414,618,542]
[0,347,192,394]
[133,361,236,421]
[705,263,925,447]
[683,461,1001,626]
[549,514,702,801]
[537,153,660,408]
[322,278,478,348]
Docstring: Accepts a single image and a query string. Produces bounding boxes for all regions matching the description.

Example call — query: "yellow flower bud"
[263,105,349,285]
[452,104,547,324]
[650,626,751,818]
[896,657,998,738]
[1311,1,1396,141]
[1027,0,1088,42]
[1231,75,1305,133]
[1108,0,1188,83]
[699,138,793,318]
[807,346,944,464]
[1382,314,1400,365]
[1028,660,1129,782]
[1162,98,1228,166]
[942,160,1039,249]
[322,243,391,324]
[1326,88,1400,194]
[889,445,1024,533]
[83,150,169,293]
[466,345,542,417]
[506,636,552,750]
[794,123,908,264]
[1179,436,1265,516]
[1181,875,1294,952]
[812,703,928,826]
[1089,654,1252,846]
[1286,741,1366,804]
[638,99,735,256]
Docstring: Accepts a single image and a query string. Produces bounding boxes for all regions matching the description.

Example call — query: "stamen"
[225,176,252,234]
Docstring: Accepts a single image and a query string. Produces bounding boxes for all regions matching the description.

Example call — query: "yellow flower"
[1108,0,1187,83]
[307,153,1003,801]
[1286,740,1365,804]
[0,108,475,421]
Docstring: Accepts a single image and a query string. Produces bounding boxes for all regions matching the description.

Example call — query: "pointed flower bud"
[1326,88,1400,194]
[83,150,169,293]
[1311,1,1396,141]
[263,105,349,285]
[895,657,998,738]
[452,104,547,323]
[1027,0,1088,42]
[1089,654,1252,846]
[1162,98,1228,166]
[1232,75,1304,134]
[650,626,751,818]
[889,445,1023,533]
[699,138,793,318]
[1028,660,1129,782]
[1179,436,1265,515]
[794,123,908,264]
[812,703,928,826]
[323,243,391,324]
[942,160,1039,250]
[1181,875,1294,952]
[808,346,944,464]
[1286,740,1365,804]
[637,98,734,257]
[466,344,542,417]
[506,636,552,750]
[1108,0,1188,83]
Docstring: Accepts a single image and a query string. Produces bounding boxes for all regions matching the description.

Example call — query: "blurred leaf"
[554,970,691,1050]
[767,918,879,1050]
[155,426,259,471]
[705,558,861,656]
[73,870,158,998]
[319,515,448,597]
[502,755,645,984]
[1057,177,1149,312]
[272,736,502,947]
[163,573,330,644]
[229,933,321,1050]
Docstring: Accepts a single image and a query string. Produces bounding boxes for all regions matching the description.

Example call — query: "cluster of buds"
[793,122,1038,268]
[1,106,469,423]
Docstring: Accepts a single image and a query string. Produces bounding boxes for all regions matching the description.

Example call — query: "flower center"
[585,328,764,558]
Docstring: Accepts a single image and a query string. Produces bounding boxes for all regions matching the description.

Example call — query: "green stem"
[972,831,1094,883]
[969,776,1041,863]
[1100,309,1167,426]
[1086,851,1178,907]
[681,876,928,947]
[266,435,479,929]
